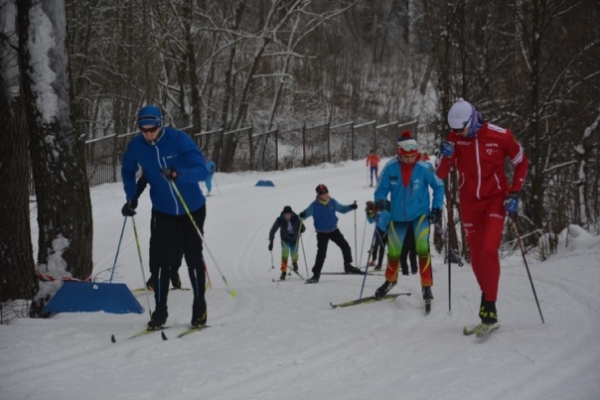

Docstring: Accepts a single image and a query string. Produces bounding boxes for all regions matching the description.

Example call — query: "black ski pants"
[371,227,388,267]
[400,222,417,275]
[149,206,206,311]
[312,228,353,276]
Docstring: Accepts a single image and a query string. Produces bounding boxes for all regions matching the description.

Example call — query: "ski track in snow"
[3,160,600,400]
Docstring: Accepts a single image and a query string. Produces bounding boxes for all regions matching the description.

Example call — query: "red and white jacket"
[436,122,528,202]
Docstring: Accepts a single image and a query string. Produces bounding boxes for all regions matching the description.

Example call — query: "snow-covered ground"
[2,159,600,400]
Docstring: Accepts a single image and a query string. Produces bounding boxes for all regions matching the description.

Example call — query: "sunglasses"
[450,115,472,133]
[140,126,160,134]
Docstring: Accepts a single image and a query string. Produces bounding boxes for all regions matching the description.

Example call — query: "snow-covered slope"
[2,160,599,400]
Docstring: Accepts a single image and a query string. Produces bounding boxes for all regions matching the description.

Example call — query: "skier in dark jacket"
[269,206,306,280]
[299,184,362,283]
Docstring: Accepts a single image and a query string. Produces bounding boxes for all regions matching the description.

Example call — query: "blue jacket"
[206,160,217,175]
[366,209,391,232]
[121,126,208,215]
[301,198,353,233]
[374,157,444,222]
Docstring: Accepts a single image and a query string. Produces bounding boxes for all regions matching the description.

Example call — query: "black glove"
[268,241,273,251]
[161,168,178,181]
[429,208,442,224]
[299,211,306,219]
[121,199,138,216]
[350,202,358,210]
[375,199,386,211]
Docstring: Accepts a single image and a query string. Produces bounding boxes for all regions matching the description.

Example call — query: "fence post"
[249,127,254,171]
[373,121,377,157]
[351,121,355,160]
[275,125,279,171]
[112,133,118,183]
[326,119,331,163]
[302,121,306,167]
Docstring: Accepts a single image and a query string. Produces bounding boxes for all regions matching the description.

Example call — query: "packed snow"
[2,159,600,400]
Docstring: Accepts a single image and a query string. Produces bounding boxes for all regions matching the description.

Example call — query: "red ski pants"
[460,195,506,302]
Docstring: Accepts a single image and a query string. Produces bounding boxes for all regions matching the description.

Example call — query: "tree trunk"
[17,0,93,317]
[0,35,36,303]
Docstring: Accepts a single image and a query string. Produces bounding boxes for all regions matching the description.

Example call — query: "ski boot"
[279,271,286,280]
[374,280,396,299]
[305,274,320,284]
[422,286,433,313]
[344,264,363,274]
[147,305,168,330]
[191,297,207,328]
[292,262,299,272]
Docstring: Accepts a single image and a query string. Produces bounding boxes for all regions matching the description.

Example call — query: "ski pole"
[510,214,545,324]
[204,260,212,289]
[270,249,275,269]
[353,201,357,267]
[358,213,368,268]
[213,172,222,196]
[300,235,309,278]
[131,216,152,318]
[359,226,378,299]
[435,222,463,267]
[169,180,237,298]
[109,216,128,283]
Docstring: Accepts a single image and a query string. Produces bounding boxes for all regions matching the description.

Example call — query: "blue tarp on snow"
[42,281,144,314]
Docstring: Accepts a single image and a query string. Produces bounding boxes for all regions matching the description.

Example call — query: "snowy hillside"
[1,159,600,400]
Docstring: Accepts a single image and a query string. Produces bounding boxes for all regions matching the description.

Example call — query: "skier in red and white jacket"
[436,98,529,330]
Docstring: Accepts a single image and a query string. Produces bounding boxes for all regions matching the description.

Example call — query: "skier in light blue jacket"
[373,131,445,301]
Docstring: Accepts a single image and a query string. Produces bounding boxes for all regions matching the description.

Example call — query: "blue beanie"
[137,105,162,127]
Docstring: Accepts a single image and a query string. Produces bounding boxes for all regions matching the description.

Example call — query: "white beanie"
[447,98,474,130]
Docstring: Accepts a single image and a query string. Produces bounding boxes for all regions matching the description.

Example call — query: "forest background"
[0,0,599,318]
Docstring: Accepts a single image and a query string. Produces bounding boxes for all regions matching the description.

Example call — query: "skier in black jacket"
[269,206,306,280]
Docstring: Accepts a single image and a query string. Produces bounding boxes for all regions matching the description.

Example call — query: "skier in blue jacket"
[299,184,362,283]
[365,200,391,271]
[373,131,445,300]
[205,156,217,195]
[121,105,209,330]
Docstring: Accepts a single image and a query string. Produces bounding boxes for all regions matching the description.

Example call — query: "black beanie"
[282,206,293,214]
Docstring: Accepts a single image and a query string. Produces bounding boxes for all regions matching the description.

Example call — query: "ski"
[330,292,411,309]
[175,325,210,339]
[321,271,381,276]
[131,287,191,293]
[111,326,170,343]
[463,323,500,337]
[272,269,305,282]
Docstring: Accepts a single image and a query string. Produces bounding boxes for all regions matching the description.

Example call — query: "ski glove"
[430,208,442,224]
[268,241,273,251]
[504,192,519,216]
[121,199,138,217]
[375,199,386,211]
[161,168,178,181]
[299,211,306,219]
[440,140,455,158]
[350,202,358,210]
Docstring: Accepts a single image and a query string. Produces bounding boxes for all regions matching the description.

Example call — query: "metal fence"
[80,118,421,188]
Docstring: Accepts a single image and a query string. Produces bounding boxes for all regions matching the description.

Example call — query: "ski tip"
[330,302,338,309]
[111,334,116,343]
[229,290,237,298]
[161,331,168,341]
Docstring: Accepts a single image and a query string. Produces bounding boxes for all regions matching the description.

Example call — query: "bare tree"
[16,0,93,316]
[0,0,36,308]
